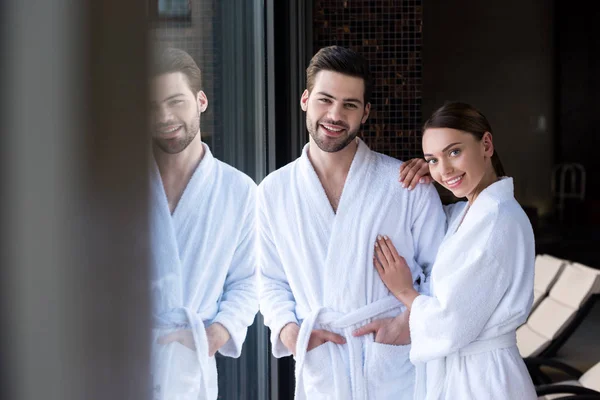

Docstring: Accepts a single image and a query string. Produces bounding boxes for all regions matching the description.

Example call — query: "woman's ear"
[482,131,494,157]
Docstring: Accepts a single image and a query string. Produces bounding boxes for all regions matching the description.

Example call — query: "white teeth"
[447,175,463,185]
[322,124,342,132]
[162,126,180,133]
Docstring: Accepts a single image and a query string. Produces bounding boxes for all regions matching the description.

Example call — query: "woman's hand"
[374,235,420,308]
[399,158,432,190]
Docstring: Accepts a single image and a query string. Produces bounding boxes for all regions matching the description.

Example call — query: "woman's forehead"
[423,128,474,152]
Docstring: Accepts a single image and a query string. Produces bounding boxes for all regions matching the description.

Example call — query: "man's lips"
[155,125,182,139]
[320,122,347,136]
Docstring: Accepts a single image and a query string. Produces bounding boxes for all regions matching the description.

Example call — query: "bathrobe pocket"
[164,341,202,399]
[365,341,415,400]
[302,341,340,398]
[151,328,203,400]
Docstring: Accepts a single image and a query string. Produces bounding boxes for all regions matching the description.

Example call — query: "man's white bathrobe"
[150,143,258,400]
[409,178,537,400]
[258,138,446,400]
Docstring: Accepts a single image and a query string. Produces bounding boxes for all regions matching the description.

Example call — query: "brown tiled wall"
[313,0,423,160]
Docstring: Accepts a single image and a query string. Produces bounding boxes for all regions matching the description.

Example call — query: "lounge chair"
[517,263,600,360]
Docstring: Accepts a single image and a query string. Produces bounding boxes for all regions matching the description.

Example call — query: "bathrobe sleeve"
[410,184,446,295]
[256,187,299,358]
[408,213,512,363]
[212,184,259,358]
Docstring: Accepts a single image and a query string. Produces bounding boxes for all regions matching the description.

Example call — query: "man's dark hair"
[151,47,202,94]
[306,45,372,105]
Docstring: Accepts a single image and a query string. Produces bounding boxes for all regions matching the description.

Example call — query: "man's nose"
[326,103,344,122]
[155,105,173,123]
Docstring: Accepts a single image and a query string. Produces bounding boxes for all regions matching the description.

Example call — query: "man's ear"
[197,90,208,113]
[361,103,371,124]
[300,89,309,112]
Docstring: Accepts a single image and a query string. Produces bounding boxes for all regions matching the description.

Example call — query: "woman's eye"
[449,149,461,157]
[426,158,437,165]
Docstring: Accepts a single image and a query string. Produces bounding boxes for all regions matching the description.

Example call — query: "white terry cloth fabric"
[257,138,446,399]
[409,177,537,400]
[150,143,258,400]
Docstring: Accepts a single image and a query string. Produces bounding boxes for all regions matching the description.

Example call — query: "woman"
[364,102,537,399]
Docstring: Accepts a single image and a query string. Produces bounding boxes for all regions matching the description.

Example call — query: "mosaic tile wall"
[313,0,423,160]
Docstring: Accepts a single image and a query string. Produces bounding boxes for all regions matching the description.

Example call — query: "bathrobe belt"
[294,295,404,400]
[413,331,517,400]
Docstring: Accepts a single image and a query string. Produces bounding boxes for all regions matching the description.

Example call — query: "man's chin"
[153,138,188,154]
[314,134,356,153]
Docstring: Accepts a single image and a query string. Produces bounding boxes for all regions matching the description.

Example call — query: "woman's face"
[422,127,493,200]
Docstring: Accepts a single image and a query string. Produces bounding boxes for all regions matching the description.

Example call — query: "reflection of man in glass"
[148,47,258,400]
[257,46,445,399]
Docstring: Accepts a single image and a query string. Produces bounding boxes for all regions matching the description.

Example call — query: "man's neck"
[307,138,358,213]
[307,137,358,180]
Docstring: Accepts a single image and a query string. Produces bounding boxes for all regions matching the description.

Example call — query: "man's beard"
[152,113,200,154]
[306,116,360,153]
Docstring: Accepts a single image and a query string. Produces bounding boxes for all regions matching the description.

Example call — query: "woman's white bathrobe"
[409,178,537,400]
[258,139,446,400]
[150,144,258,400]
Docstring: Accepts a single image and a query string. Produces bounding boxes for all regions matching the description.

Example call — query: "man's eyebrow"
[151,94,186,104]
[424,142,462,157]
[163,94,185,102]
[316,92,363,105]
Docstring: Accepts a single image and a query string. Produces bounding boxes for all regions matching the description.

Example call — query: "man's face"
[150,72,208,154]
[301,70,370,153]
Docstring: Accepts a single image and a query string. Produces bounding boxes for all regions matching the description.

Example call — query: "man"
[148,47,258,400]
[257,46,446,399]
